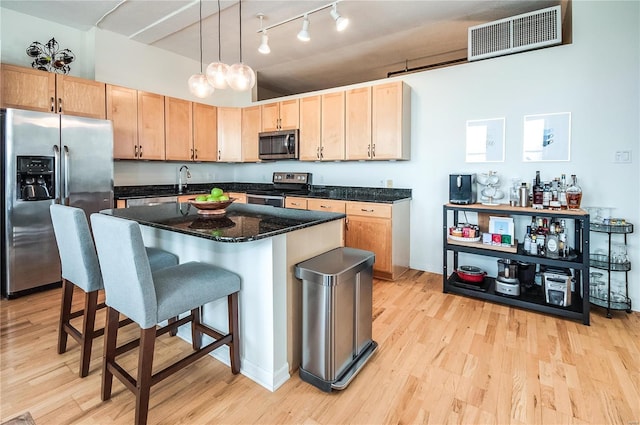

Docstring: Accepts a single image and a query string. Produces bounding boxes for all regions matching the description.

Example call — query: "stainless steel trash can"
[295,247,378,392]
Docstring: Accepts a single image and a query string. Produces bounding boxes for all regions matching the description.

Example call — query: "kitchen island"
[102,202,345,391]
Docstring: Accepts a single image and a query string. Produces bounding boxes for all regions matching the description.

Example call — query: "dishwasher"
[125,196,178,207]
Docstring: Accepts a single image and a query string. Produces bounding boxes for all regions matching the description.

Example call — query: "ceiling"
[2,0,561,99]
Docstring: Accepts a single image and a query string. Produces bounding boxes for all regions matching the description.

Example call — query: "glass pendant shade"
[188,73,214,98]
[227,63,256,91]
[206,62,229,89]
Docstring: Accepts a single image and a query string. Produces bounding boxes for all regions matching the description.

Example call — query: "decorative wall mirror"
[465,118,505,162]
[522,112,571,162]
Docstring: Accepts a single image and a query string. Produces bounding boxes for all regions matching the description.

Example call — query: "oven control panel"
[273,172,311,185]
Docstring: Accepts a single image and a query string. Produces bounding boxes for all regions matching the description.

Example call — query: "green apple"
[210,187,223,197]
[207,195,219,201]
[195,195,208,201]
[218,195,229,201]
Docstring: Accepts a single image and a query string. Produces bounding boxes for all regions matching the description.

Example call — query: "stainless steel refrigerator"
[1,108,114,298]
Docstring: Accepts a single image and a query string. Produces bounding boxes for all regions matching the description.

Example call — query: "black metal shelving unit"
[589,222,633,318]
[443,203,591,325]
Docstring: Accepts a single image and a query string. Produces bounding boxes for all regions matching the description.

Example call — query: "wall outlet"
[386,179,393,188]
[614,150,632,163]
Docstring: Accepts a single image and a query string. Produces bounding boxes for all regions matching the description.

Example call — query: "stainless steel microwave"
[258,129,299,160]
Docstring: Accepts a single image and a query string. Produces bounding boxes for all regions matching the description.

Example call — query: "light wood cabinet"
[227,192,247,203]
[320,91,345,161]
[136,91,165,160]
[107,85,139,159]
[1,64,106,119]
[241,105,261,162]
[217,107,242,162]
[345,200,410,280]
[285,197,308,209]
[192,103,218,162]
[307,198,347,214]
[164,97,193,161]
[371,81,411,160]
[299,95,322,161]
[345,86,372,160]
[261,99,299,131]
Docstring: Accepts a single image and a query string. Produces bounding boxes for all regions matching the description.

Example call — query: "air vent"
[468,5,562,61]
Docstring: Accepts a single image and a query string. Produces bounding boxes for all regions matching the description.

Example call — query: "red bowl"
[456,265,486,283]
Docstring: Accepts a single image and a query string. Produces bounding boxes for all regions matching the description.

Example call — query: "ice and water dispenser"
[16,156,54,201]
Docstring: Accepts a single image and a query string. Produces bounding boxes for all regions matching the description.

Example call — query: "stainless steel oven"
[246,193,285,208]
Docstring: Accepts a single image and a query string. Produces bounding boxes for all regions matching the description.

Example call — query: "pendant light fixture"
[227,0,256,91]
[205,0,229,89]
[188,0,214,98]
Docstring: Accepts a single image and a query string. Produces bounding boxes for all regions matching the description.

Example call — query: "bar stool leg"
[136,327,156,425]
[102,307,119,401]
[58,279,74,354]
[191,308,202,350]
[228,292,240,375]
[79,290,99,377]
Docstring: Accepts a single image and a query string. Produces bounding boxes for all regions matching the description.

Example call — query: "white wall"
[2,1,639,311]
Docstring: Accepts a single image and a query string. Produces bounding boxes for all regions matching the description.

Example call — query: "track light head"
[330,3,349,32]
[258,30,271,54]
[297,15,310,42]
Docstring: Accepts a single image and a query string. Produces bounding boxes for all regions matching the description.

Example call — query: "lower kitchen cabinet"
[307,198,347,214]
[285,197,308,209]
[346,201,410,280]
[228,192,247,203]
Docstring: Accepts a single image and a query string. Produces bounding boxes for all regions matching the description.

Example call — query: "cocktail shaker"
[518,183,529,207]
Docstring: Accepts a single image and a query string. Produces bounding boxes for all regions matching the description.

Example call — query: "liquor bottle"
[566,174,583,209]
[542,183,551,208]
[532,171,544,209]
[559,174,568,209]
[523,225,532,253]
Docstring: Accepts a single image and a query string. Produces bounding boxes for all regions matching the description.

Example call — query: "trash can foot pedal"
[299,340,378,392]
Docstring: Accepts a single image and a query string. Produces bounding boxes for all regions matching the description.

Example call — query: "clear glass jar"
[566,174,582,209]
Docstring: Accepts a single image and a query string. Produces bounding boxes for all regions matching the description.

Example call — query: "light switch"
[614,150,632,163]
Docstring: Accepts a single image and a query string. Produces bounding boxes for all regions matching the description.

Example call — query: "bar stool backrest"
[91,213,158,328]
[50,204,103,293]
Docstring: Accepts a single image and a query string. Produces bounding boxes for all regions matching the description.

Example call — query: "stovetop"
[246,172,311,197]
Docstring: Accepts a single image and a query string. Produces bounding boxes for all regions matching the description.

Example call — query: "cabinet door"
[227,192,247,203]
[137,91,165,160]
[345,215,392,274]
[1,64,55,112]
[261,102,280,131]
[345,86,372,160]
[321,91,345,161]
[56,74,106,119]
[106,84,138,160]
[372,81,409,160]
[241,105,261,162]
[193,103,218,162]
[217,107,242,162]
[279,99,300,130]
[164,97,193,161]
[299,95,322,161]
[307,198,346,214]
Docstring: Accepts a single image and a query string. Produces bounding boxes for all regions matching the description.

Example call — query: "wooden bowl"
[188,198,235,215]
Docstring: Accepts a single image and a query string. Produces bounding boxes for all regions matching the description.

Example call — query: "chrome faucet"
[178,165,191,194]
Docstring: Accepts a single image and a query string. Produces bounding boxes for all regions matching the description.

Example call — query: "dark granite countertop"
[101,202,345,242]
[114,183,411,204]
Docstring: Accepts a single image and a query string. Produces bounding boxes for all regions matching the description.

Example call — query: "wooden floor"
[1,270,639,425]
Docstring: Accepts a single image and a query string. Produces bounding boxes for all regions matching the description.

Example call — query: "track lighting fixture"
[257,0,349,54]
[330,3,349,32]
[297,15,310,42]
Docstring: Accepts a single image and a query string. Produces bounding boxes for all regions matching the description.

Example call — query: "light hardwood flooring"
[1,270,639,425]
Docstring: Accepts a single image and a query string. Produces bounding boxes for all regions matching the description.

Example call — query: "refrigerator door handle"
[63,145,70,205]
[53,145,61,204]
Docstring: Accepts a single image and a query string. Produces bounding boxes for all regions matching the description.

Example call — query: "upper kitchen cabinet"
[299,95,322,161]
[107,85,165,160]
[164,97,193,161]
[371,81,411,160]
[136,91,165,160]
[106,84,138,159]
[241,105,261,162]
[217,107,242,162]
[1,64,106,119]
[261,99,299,131]
[320,91,345,161]
[192,103,218,162]
[345,86,372,160]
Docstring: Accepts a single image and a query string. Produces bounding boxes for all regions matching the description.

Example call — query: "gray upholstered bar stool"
[90,213,241,425]
[50,204,179,378]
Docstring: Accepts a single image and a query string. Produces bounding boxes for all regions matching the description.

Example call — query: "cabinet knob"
[194,149,198,160]
[190,148,194,160]
[50,97,55,112]
[139,145,143,158]
[134,145,138,158]
[58,98,63,113]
